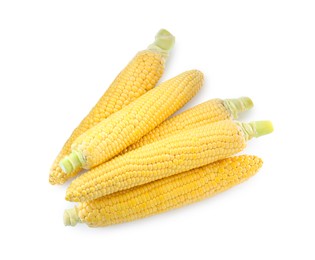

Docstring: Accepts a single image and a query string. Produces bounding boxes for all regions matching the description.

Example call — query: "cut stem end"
[237,120,274,140]
[59,150,84,174]
[252,120,274,137]
[147,29,175,58]
[64,207,81,226]
[224,97,254,119]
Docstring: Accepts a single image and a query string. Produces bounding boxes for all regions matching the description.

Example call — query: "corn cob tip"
[237,120,274,140]
[147,29,175,57]
[223,97,254,119]
[65,190,74,201]
[49,175,56,185]
[59,151,84,174]
[64,207,81,226]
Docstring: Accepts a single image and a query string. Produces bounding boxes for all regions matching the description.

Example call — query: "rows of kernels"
[49,50,164,184]
[82,50,165,126]
[71,70,203,169]
[77,155,263,227]
[123,99,231,153]
[66,120,246,202]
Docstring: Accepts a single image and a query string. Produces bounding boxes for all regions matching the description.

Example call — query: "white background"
[0,0,314,259]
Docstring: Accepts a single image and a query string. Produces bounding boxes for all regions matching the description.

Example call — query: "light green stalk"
[59,150,84,174]
[223,97,254,119]
[64,207,81,226]
[237,121,274,141]
[147,29,175,58]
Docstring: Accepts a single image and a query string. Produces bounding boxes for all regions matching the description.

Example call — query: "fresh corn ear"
[64,155,263,227]
[60,70,204,174]
[124,97,253,153]
[49,29,175,185]
[65,120,273,202]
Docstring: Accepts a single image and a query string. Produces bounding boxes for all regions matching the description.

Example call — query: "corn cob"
[64,155,263,227]
[49,29,175,185]
[124,97,253,153]
[60,70,204,174]
[65,120,273,202]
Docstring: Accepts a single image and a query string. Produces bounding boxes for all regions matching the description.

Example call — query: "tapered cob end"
[65,189,79,202]
[224,97,254,119]
[59,150,84,174]
[237,120,274,141]
[148,29,175,58]
[64,207,81,226]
